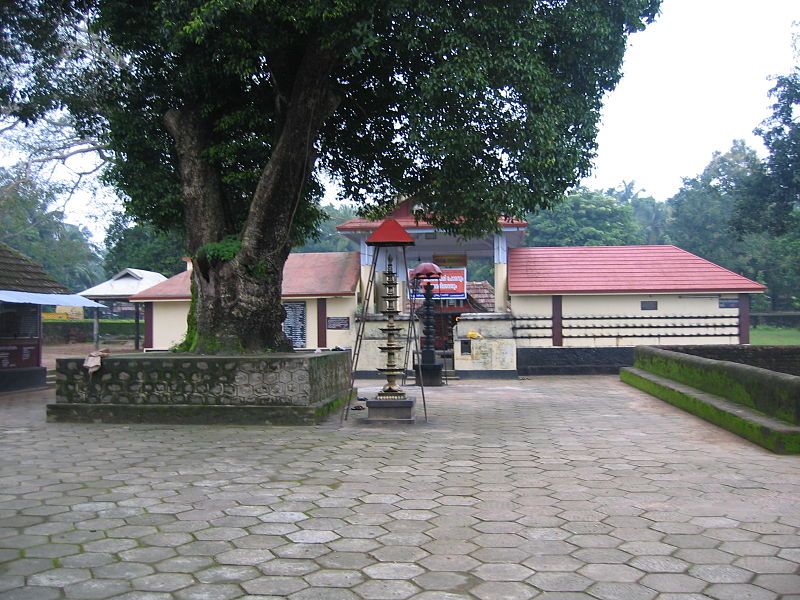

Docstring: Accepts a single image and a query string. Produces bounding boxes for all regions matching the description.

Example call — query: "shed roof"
[0,242,67,293]
[131,252,361,301]
[508,245,766,295]
[80,268,167,300]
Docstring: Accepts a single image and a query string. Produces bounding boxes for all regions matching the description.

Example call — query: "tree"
[731,69,800,236]
[526,189,644,247]
[6,0,661,352]
[0,167,105,291]
[292,204,358,254]
[666,141,800,311]
[667,141,764,268]
[103,214,187,278]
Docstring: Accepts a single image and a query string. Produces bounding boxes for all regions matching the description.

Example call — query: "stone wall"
[49,351,351,425]
[664,345,800,377]
[517,347,634,376]
[631,346,800,425]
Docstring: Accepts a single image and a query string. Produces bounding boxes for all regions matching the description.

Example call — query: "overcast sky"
[582,0,799,200]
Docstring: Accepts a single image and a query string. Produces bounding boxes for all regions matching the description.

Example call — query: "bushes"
[43,320,138,343]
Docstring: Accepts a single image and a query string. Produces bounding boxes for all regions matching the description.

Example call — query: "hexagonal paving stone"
[304,569,364,588]
[471,581,538,600]
[527,571,592,592]
[241,576,309,595]
[363,563,425,579]
[353,579,420,600]
[472,564,533,582]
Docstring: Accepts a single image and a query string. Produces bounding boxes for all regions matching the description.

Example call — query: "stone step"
[621,367,800,454]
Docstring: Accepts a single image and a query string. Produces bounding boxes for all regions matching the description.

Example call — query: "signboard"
[409,267,467,300]
[282,302,306,348]
[432,254,467,267]
[326,317,350,330]
[0,342,38,370]
[719,298,739,309]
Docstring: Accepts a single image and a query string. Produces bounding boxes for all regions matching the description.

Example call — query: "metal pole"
[93,306,100,350]
[401,247,427,422]
[341,247,380,422]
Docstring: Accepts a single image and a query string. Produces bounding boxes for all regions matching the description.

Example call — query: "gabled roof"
[508,246,766,295]
[0,241,67,293]
[283,251,361,297]
[130,252,361,301]
[129,270,192,301]
[337,198,527,233]
[80,268,167,300]
[467,281,495,311]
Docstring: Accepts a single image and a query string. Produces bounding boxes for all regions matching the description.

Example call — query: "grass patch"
[750,325,800,346]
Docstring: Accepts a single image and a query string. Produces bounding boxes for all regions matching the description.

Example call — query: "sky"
[582,0,799,200]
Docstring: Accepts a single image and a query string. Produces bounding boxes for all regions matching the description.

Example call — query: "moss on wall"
[634,347,800,425]
[621,368,800,455]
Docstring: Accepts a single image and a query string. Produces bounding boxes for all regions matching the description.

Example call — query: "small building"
[454,245,766,376]
[0,242,101,392]
[130,252,361,350]
[79,268,167,348]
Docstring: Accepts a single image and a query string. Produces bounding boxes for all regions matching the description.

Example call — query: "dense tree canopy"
[103,214,187,278]
[4,0,661,351]
[526,189,644,247]
[0,168,105,291]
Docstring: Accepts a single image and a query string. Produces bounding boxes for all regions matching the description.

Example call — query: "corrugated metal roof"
[131,252,361,301]
[508,246,766,294]
[0,242,67,293]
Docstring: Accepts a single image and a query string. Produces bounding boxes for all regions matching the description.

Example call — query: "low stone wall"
[631,346,800,425]
[517,347,634,376]
[663,344,800,377]
[49,350,351,425]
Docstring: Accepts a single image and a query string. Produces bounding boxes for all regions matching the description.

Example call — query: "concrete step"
[46,369,57,387]
[621,367,800,454]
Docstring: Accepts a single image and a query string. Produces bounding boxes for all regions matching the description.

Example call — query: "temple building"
[131,200,765,376]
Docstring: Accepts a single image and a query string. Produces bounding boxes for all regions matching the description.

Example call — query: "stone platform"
[49,350,350,425]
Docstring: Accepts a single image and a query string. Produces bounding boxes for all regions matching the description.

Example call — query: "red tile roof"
[337,199,527,233]
[131,252,361,301]
[508,246,766,295]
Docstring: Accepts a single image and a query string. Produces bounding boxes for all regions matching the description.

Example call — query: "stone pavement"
[1,376,800,600]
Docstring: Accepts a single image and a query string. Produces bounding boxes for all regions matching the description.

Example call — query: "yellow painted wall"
[326,296,358,348]
[148,295,358,350]
[494,263,508,312]
[509,292,743,347]
[152,301,191,349]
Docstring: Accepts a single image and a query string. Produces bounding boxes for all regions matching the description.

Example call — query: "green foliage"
[4,0,661,241]
[196,236,241,263]
[104,213,187,277]
[0,167,105,291]
[175,276,197,352]
[293,203,359,253]
[666,141,800,311]
[526,188,644,247]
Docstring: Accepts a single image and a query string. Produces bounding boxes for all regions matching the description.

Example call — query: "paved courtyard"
[1,376,799,600]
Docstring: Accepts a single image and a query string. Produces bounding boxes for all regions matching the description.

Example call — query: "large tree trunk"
[165,38,341,353]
